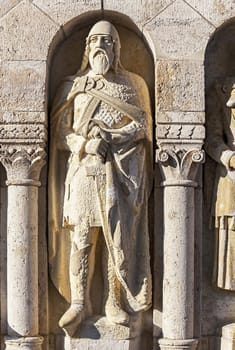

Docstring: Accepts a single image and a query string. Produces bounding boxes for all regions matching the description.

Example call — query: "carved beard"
[89,49,111,75]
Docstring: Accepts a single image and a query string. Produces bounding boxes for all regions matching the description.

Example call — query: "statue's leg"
[59,223,99,335]
[102,244,129,325]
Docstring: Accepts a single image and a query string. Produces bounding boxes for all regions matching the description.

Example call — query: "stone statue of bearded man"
[48,20,153,336]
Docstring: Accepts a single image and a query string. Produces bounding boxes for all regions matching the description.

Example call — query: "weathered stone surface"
[65,338,132,350]
[0,111,46,124]
[0,0,21,18]
[33,0,100,27]
[0,124,46,143]
[157,111,205,124]
[103,0,174,26]
[73,316,138,339]
[189,0,235,28]
[144,0,214,60]
[156,60,204,111]
[0,61,46,111]
[0,1,59,61]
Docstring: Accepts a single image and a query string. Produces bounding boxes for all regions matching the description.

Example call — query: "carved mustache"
[90,48,109,61]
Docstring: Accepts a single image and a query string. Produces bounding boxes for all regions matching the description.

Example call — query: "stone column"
[157,148,204,350]
[1,146,45,350]
[221,324,235,350]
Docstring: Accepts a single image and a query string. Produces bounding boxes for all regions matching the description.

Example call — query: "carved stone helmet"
[79,20,122,73]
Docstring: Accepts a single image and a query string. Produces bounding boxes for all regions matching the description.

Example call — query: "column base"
[5,336,43,350]
[159,338,198,350]
[221,323,235,350]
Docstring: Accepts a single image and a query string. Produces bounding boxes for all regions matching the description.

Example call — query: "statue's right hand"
[229,154,235,169]
[85,138,109,162]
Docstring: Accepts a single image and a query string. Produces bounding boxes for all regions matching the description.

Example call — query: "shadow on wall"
[0,164,7,344]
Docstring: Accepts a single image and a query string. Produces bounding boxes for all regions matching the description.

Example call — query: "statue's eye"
[104,37,112,45]
[90,36,98,43]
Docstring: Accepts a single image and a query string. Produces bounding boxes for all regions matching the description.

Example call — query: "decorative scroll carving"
[157,148,204,183]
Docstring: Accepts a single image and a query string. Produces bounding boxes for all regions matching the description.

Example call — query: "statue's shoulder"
[52,73,88,115]
[60,73,84,89]
[117,68,146,84]
[117,69,149,94]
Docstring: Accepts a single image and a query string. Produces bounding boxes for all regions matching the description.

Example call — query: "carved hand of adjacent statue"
[85,138,109,162]
[229,154,235,169]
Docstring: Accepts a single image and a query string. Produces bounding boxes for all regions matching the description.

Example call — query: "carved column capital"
[156,147,204,186]
[0,145,46,186]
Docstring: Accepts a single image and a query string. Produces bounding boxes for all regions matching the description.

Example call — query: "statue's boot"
[58,303,85,336]
[104,249,129,326]
[105,296,129,325]
[59,244,90,336]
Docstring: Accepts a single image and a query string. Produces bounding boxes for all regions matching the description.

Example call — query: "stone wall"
[1,1,235,350]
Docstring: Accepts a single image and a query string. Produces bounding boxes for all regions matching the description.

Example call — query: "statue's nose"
[226,95,235,108]
[95,36,104,48]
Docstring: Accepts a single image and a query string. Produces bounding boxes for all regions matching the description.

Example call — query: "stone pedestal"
[221,324,235,350]
[65,338,135,350]
[64,316,142,350]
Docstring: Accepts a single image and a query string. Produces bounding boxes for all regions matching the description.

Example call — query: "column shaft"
[7,185,39,336]
[163,184,195,339]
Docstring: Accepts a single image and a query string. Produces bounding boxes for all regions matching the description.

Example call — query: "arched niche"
[48,11,155,111]
[46,10,156,342]
[203,19,235,338]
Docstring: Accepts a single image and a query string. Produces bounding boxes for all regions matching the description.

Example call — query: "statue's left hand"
[88,125,101,138]
[85,138,109,162]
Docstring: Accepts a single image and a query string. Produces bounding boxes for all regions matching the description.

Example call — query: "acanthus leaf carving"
[0,145,46,185]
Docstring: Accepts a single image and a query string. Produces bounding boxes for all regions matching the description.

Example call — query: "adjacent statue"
[205,78,235,290]
[48,20,153,335]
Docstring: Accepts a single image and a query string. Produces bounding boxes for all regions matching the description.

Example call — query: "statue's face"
[88,34,114,75]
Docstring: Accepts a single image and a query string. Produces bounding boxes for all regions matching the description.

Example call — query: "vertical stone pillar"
[221,324,235,350]
[1,146,45,350]
[157,149,204,350]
